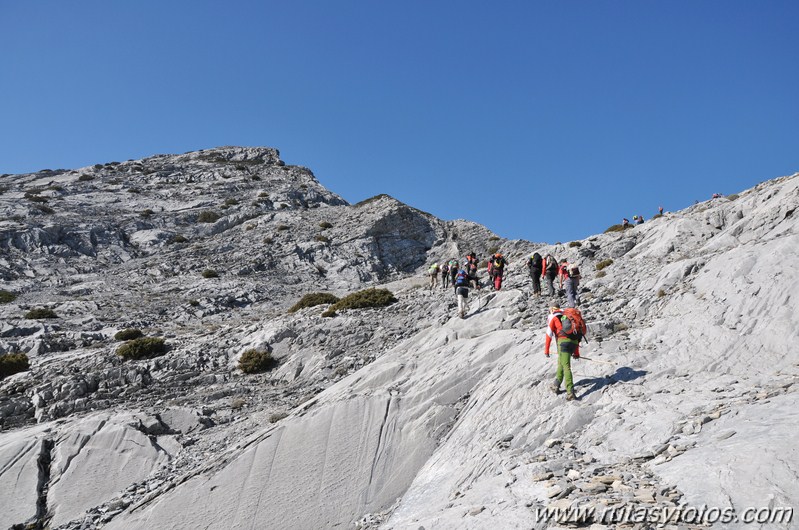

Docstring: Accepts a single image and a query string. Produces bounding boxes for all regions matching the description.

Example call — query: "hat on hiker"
[549,306,561,314]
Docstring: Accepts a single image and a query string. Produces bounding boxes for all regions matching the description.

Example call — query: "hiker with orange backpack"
[545,306,587,401]
[489,252,507,290]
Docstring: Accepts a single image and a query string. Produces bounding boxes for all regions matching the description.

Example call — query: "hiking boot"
[549,382,560,394]
[566,391,577,401]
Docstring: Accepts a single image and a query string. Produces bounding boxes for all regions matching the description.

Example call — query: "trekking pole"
[578,356,616,365]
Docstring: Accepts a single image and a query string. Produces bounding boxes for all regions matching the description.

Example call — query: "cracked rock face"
[1,150,798,529]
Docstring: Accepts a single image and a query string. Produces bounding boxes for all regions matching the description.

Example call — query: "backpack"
[492,257,504,271]
[559,308,587,342]
[568,265,581,278]
[546,256,558,274]
[529,252,542,269]
[455,270,469,286]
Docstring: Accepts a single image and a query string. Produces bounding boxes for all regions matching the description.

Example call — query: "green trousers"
[555,350,574,393]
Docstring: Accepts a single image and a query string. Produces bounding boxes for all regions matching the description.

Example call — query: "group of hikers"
[621,205,664,228]
[427,250,587,400]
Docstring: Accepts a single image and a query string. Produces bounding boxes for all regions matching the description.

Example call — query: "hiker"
[465,252,480,290]
[453,267,473,318]
[489,252,507,290]
[636,215,644,225]
[563,263,581,308]
[544,306,585,401]
[543,254,559,296]
[658,206,664,215]
[622,218,630,229]
[526,252,543,296]
[428,263,439,289]
[449,259,459,287]
[557,259,569,289]
[441,262,450,288]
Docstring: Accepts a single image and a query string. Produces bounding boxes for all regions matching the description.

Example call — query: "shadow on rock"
[575,367,647,398]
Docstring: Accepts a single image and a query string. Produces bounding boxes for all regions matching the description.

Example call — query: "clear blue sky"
[2,1,797,243]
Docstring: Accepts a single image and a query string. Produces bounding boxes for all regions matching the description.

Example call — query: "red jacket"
[544,314,581,357]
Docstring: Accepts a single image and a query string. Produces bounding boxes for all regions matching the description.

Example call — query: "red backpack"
[559,308,588,342]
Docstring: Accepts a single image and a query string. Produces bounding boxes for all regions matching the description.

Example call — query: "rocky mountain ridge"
[1,148,798,529]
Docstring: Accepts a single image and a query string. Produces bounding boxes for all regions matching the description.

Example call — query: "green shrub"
[0,290,16,304]
[25,308,58,319]
[488,236,500,241]
[289,292,340,313]
[328,288,397,315]
[117,337,168,360]
[568,241,582,248]
[197,211,221,223]
[276,224,290,231]
[321,308,337,318]
[0,353,30,379]
[224,198,239,206]
[114,328,144,341]
[595,259,614,271]
[727,194,739,201]
[245,224,255,231]
[269,412,289,423]
[258,191,269,198]
[319,221,333,229]
[78,174,94,182]
[263,237,274,244]
[141,209,154,218]
[604,224,625,233]
[24,193,48,203]
[657,288,667,297]
[314,235,330,243]
[238,349,277,374]
[595,270,607,278]
[231,398,246,410]
[201,269,219,278]
[189,299,200,307]
[168,234,188,244]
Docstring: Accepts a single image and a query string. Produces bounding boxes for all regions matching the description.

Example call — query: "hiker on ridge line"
[545,306,583,401]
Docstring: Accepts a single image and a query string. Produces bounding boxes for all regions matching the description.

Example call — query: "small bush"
[78,174,94,182]
[168,234,188,244]
[269,412,289,423]
[329,288,397,314]
[231,398,247,410]
[224,198,239,206]
[0,353,30,379]
[25,308,58,319]
[595,270,607,278]
[202,269,219,278]
[197,211,221,223]
[141,209,154,218]
[595,259,614,271]
[657,288,667,297]
[114,328,144,341]
[568,241,582,248]
[263,237,274,244]
[127,187,141,194]
[289,292,339,313]
[117,337,168,360]
[189,299,200,307]
[0,290,17,304]
[319,221,333,229]
[258,191,269,198]
[604,224,625,233]
[613,323,629,333]
[314,235,330,243]
[488,236,500,241]
[276,224,290,231]
[238,349,277,374]
[24,193,48,203]
[487,246,499,255]
[245,224,255,231]
[727,194,739,201]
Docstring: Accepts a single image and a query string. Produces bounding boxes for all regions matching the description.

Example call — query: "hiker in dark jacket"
[543,254,559,297]
[453,268,473,318]
[563,263,581,308]
[526,252,543,296]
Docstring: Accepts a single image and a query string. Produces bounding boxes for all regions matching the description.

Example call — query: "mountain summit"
[1,149,797,529]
